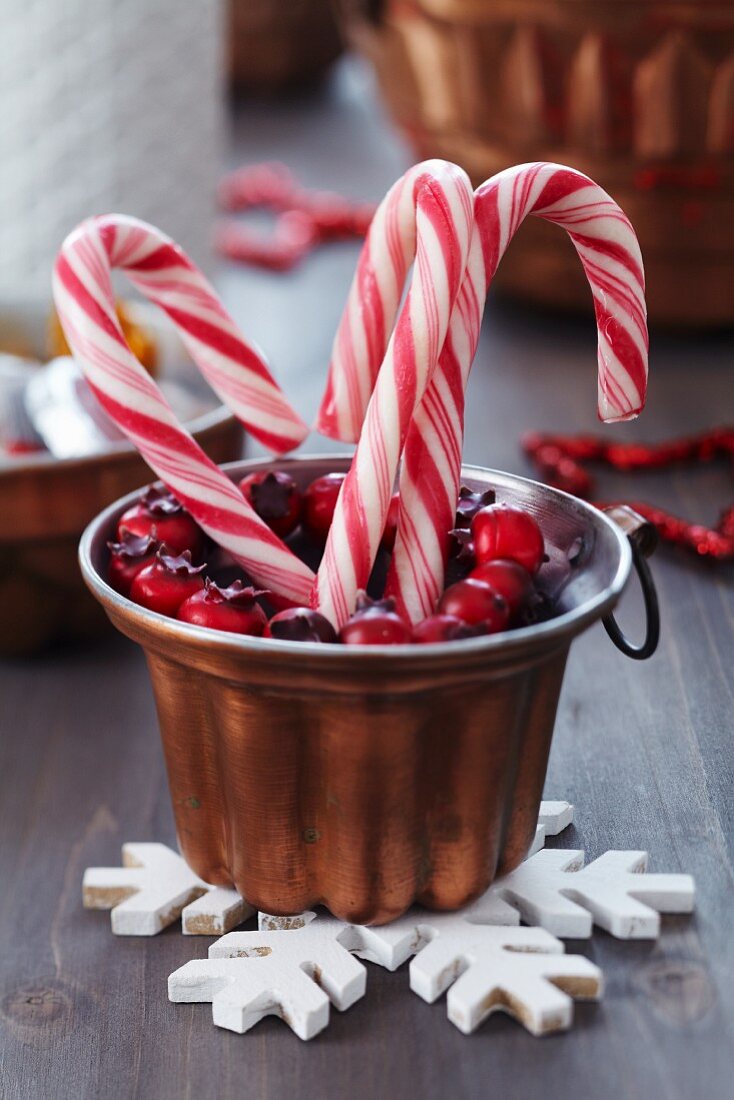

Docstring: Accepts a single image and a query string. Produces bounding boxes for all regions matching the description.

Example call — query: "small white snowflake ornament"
[254,900,601,1036]
[83,843,253,936]
[410,924,601,1036]
[169,914,366,1039]
[492,849,695,938]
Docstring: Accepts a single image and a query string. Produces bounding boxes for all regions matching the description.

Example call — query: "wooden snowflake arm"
[182,888,254,936]
[446,953,602,1037]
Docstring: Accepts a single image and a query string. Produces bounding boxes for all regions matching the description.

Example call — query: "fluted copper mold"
[80,455,633,925]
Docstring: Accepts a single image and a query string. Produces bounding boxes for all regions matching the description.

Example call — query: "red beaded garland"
[523,428,734,561]
[216,162,375,271]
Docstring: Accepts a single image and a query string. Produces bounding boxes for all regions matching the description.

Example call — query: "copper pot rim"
[78,453,633,666]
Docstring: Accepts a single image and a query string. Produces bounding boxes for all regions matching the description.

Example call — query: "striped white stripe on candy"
[86,215,309,453]
[53,215,314,604]
[385,162,649,623]
[384,230,486,622]
[316,162,437,442]
[313,162,475,627]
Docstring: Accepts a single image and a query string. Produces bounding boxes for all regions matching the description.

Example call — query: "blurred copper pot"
[80,454,655,925]
[229,0,343,91]
[342,0,734,327]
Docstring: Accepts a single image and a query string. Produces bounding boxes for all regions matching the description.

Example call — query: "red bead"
[107,530,159,596]
[239,470,302,538]
[303,473,346,543]
[438,579,510,633]
[339,593,411,646]
[412,614,485,644]
[471,504,545,574]
[177,580,267,636]
[119,488,205,560]
[470,559,534,616]
[130,550,206,617]
[265,607,337,644]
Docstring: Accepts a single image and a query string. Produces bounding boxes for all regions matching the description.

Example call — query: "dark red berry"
[177,579,267,635]
[265,607,337,643]
[438,578,510,633]
[302,472,345,543]
[107,529,160,596]
[455,485,496,529]
[412,614,486,644]
[239,470,302,538]
[471,503,545,574]
[470,559,534,617]
[381,493,401,551]
[339,592,411,646]
[119,487,205,560]
[129,548,206,617]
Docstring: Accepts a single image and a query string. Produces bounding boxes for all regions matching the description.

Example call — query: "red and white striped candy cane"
[316,161,450,442]
[312,161,475,627]
[385,162,649,622]
[53,214,314,603]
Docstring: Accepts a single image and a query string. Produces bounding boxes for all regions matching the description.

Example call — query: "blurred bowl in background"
[342,0,734,328]
[0,303,241,658]
[229,0,343,91]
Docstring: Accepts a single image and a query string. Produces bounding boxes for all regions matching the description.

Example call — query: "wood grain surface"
[1,59,733,1100]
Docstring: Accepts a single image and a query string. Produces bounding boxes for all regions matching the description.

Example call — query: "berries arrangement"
[109,474,555,645]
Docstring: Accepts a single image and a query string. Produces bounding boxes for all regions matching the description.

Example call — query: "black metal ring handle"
[603,538,660,660]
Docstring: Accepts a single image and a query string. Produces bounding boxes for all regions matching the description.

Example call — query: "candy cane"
[385,163,649,622]
[53,214,314,603]
[312,161,474,627]
[316,161,450,442]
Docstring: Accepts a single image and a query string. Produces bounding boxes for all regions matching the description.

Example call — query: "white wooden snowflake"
[489,849,695,938]
[199,899,601,1038]
[169,916,366,1039]
[82,843,253,936]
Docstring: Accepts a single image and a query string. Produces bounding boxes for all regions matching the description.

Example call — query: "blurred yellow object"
[48,303,158,375]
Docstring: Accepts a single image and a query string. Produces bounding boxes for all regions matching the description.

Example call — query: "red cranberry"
[470,559,534,617]
[471,503,545,574]
[119,487,205,560]
[239,470,302,538]
[107,529,160,596]
[381,493,401,551]
[339,593,411,646]
[412,614,486,644]
[455,485,496,529]
[302,472,345,543]
[177,579,267,635]
[438,578,510,633]
[265,607,337,643]
[129,548,206,617]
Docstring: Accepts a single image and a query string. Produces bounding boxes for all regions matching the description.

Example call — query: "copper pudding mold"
[79,455,658,925]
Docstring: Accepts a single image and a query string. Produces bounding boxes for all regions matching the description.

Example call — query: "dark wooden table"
[2,60,733,1100]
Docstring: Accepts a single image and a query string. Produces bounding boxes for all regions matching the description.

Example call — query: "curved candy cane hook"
[386,162,648,622]
[53,215,314,603]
